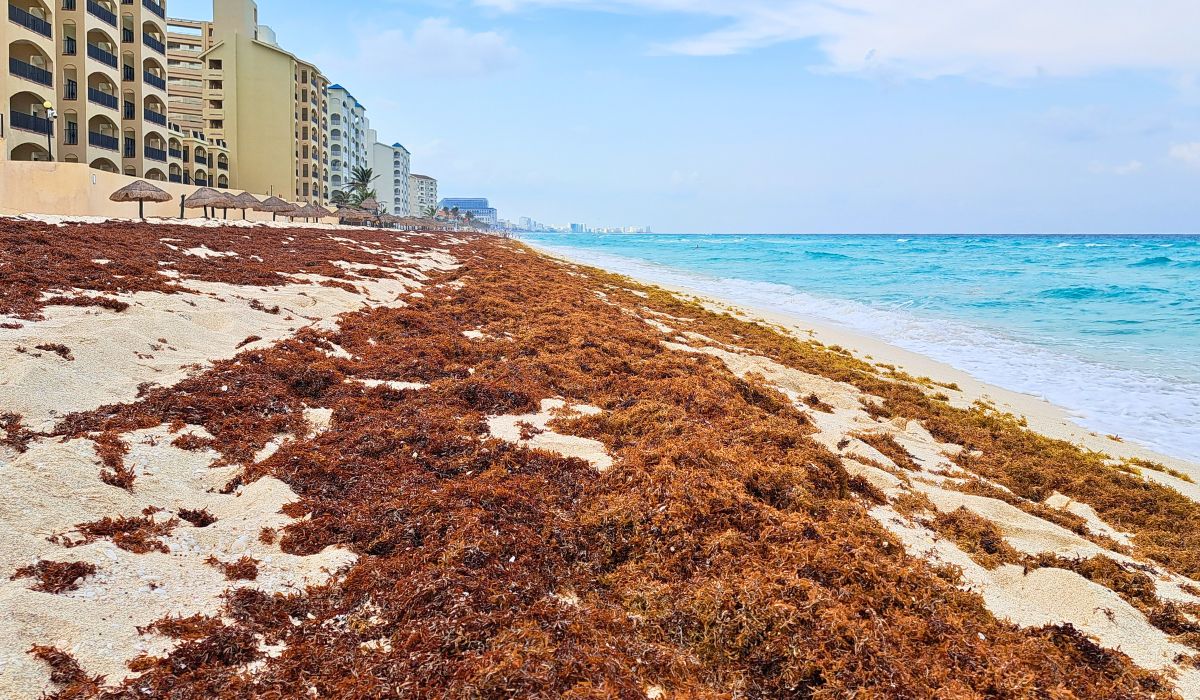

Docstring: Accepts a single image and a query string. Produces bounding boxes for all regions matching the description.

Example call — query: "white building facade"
[409,173,438,217]
[367,128,410,215]
[327,84,369,193]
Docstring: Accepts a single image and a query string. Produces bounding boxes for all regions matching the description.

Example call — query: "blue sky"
[170,0,1200,233]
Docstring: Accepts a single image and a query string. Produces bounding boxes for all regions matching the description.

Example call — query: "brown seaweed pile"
[8,220,1198,698]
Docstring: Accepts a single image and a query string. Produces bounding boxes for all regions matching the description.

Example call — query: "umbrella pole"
[180,194,185,219]
[139,201,144,220]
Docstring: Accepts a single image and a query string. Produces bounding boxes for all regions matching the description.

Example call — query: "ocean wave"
[1130,256,1174,267]
[530,243,1200,462]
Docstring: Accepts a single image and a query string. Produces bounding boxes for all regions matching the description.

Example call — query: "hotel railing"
[168,148,182,159]
[193,155,208,166]
[145,146,166,162]
[217,161,228,171]
[89,131,119,150]
[145,109,166,126]
[143,71,166,90]
[123,100,134,119]
[63,36,77,56]
[122,65,134,81]
[9,5,53,37]
[169,174,182,183]
[87,44,118,68]
[88,87,119,110]
[123,138,135,157]
[86,0,117,26]
[143,34,165,54]
[142,0,164,19]
[122,27,133,43]
[9,58,53,87]
[64,79,78,101]
[10,110,51,135]
[65,122,79,145]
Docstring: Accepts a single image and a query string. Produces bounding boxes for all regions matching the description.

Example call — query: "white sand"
[487,399,613,472]
[0,220,463,696]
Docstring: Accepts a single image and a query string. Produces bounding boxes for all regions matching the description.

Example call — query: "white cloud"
[331,18,518,79]
[475,0,1200,81]
[1169,142,1200,168]
[1088,161,1144,176]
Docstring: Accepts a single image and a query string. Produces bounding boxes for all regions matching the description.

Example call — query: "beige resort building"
[166,0,329,204]
[2,0,173,179]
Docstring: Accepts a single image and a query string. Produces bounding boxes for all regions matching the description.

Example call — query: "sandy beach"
[4,218,1200,698]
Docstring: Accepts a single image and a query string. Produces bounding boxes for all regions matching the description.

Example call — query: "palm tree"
[348,166,377,192]
[423,204,439,218]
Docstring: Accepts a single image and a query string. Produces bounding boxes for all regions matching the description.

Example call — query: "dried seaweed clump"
[207,556,259,581]
[178,508,217,527]
[43,295,130,313]
[853,431,921,471]
[29,646,105,697]
[11,560,97,593]
[1,412,35,453]
[94,432,134,491]
[35,343,74,361]
[57,515,177,554]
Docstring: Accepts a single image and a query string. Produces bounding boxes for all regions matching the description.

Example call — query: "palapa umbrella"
[232,192,261,220]
[183,187,236,219]
[259,196,295,221]
[290,204,321,223]
[109,180,172,220]
[358,197,381,215]
[336,206,372,225]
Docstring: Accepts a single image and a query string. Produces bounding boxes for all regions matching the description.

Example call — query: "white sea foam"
[539,244,1200,463]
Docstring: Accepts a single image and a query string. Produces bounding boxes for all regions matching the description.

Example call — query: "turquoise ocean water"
[521,233,1200,462]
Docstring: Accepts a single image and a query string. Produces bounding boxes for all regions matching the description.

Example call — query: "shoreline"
[527,239,1200,476]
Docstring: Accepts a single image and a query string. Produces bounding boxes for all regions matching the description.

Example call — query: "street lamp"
[42,100,57,162]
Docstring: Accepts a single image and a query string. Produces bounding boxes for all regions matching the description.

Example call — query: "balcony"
[64,79,78,100]
[86,0,116,26]
[143,71,165,90]
[122,100,134,118]
[122,64,134,81]
[145,109,165,126]
[121,27,133,43]
[88,87,118,110]
[123,138,134,157]
[8,4,52,37]
[217,160,227,171]
[89,131,119,150]
[63,36,77,55]
[87,43,118,68]
[193,155,208,166]
[143,34,164,54]
[9,57,53,87]
[10,110,52,134]
[65,123,79,145]
[168,173,181,183]
[168,147,181,159]
[145,145,166,161]
[142,0,164,19]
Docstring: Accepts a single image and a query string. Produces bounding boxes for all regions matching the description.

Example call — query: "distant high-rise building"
[570,223,585,233]
[439,197,497,226]
[408,174,437,216]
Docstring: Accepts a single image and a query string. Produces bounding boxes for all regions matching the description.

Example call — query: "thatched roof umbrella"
[184,187,236,219]
[110,180,172,220]
[259,196,295,221]
[291,204,322,223]
[336,206,373,225]
[232,192,261,220]
[359,197,381,215]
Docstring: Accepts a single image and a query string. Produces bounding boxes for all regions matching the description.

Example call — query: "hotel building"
[438,197,496,227]
[165,0,330,203]
[2,0,173,179]
[408,173,436,217]
[327,84,367,193]
[367,128,408,215]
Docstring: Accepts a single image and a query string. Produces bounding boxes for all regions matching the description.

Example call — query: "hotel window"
[208,59,222,70]
[209,119,223,129]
